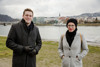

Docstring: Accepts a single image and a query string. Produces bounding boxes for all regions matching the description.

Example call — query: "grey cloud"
[0,0,100,18]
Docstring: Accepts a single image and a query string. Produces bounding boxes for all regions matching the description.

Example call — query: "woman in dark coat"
[6,8,42,67]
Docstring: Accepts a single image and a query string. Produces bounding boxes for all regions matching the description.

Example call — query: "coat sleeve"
[35,28,42,54]
[78,34,89,60]
[6,24,24,54]
[58,35,64,58]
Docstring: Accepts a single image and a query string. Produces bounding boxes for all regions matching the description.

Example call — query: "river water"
[0,25,100,45]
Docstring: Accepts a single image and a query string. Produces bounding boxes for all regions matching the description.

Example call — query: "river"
[0,25,100,46]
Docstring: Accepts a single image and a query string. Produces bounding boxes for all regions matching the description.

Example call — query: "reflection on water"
[0,25,100,44]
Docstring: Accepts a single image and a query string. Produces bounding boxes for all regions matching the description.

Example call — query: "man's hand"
[23,46,33,52]
[28,49,37,56]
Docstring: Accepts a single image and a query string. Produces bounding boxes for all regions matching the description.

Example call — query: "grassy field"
[0,36,100,67]
[0,36,12,58]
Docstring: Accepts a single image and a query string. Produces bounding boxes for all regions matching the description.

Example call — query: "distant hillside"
[0,14,14,22]
[79,12,100,17]
[69,12,100,18]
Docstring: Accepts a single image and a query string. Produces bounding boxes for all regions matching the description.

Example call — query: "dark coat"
[6,20,42,67]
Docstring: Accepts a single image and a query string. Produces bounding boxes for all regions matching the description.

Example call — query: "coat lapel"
[71,33,79,48]
[64,34,70,47]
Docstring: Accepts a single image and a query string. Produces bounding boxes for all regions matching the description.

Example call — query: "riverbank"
[0,36,100,67]
[78,23,100,26]
[1,22,100,26]
[35,23,100,26]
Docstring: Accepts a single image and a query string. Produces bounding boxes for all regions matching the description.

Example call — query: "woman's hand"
[61,55,64,59]
[76,55,80,61]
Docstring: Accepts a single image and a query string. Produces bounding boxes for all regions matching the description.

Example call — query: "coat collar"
[21,19,34,32]
[21,19,34,27]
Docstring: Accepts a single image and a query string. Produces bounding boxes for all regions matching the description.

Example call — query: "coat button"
[69,56,71,58]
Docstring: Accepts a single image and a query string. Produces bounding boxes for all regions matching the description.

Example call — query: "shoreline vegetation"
[78,23,100,26]
[0,36,100,67]
[1,23,100,26]
[35,23,100,26]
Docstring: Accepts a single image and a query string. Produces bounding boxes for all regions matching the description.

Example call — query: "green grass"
[0,36,100,67]
[37,41,61,67]
[83,45,100,67]
[0,36,12,58]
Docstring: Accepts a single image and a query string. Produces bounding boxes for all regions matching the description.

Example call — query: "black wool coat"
[6,20,42,67]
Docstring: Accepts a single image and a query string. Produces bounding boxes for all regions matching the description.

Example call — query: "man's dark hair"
[23,8,33,15]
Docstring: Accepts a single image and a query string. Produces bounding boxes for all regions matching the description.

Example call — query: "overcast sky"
[0,0,100,18]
